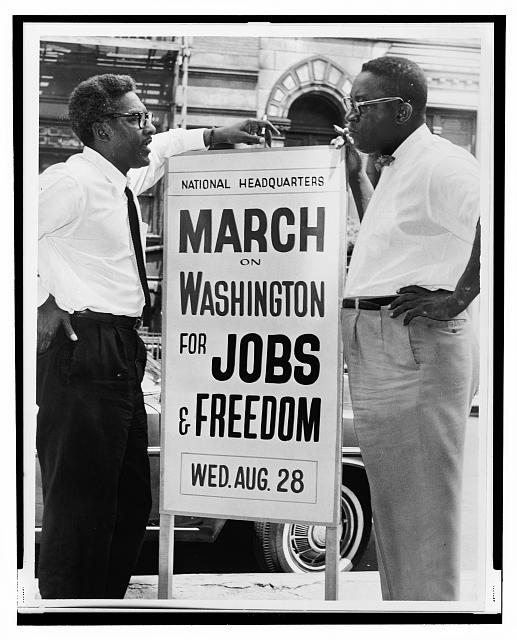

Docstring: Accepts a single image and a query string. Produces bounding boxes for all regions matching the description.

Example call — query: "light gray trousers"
[341,305,478,600]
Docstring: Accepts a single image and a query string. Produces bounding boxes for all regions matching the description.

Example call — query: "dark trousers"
[36,317,152,599]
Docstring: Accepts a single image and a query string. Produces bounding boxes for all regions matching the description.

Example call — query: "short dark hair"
[361,56,428,115]
[68,74,136,146]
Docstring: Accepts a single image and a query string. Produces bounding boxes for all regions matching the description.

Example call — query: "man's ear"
[91,121,111,142]
[396,102,413,125]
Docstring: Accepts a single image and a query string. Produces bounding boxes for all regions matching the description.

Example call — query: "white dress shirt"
[344,124,479,297]
[38,128,206,315]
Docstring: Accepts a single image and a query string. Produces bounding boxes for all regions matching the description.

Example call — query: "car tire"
[253,467,372,573]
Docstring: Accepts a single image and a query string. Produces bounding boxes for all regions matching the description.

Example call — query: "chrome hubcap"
[281,485,364,572]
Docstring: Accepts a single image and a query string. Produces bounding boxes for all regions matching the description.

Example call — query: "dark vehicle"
[36,354,372,573]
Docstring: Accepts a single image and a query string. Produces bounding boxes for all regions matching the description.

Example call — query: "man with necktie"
[340,56,480,600]
[37,73,278,599]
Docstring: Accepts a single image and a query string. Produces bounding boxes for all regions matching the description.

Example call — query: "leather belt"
[342,296,398,310]
[74,309,143,330]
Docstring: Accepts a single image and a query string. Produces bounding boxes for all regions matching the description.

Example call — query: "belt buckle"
[133,317,143,331]
[354,297,360,310]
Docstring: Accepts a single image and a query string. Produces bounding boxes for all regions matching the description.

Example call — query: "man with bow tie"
[340,56,480,600]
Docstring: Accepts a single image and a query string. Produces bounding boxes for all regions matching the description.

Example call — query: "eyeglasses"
[342,96,408,116]
[101,111,154,129]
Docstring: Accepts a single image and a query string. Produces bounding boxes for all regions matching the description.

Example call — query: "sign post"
[157,513,174,599]
[159,145,346,599]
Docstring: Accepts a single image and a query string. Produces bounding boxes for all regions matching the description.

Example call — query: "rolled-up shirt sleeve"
[128,128,207,195]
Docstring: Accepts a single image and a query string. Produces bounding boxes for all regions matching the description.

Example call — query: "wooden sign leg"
[158,513,175,599]
[325,524,342,600]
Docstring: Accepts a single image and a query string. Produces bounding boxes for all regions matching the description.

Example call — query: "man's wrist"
[450,282,479,314]
[40,296,64,316]
[203,127,218,149]
[39,293,71,315]
[447,293,466,317]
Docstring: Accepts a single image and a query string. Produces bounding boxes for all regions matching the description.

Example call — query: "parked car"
[35,354,373,573]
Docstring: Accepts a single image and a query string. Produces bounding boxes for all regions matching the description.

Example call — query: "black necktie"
[125,186,151,325]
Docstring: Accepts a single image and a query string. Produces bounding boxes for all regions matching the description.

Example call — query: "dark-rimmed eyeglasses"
[101,111,154,129]
[342,96,408,116]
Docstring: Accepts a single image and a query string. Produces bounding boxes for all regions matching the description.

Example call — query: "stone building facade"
[184,36,480,153]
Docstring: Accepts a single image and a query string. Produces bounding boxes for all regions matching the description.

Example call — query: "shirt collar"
[391,123,431,161]
[81,145,128,195]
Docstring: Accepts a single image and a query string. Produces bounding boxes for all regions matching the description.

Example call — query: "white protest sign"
[161,146,345,525]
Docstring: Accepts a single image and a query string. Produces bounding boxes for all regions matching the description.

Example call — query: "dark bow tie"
[374,154,395,171]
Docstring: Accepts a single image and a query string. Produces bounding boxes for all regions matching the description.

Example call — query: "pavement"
[125,571,383,601]
[29,567,481,604]
[123,569,480,603]
[26,567,485,614]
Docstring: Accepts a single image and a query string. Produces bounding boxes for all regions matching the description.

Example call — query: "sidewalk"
[126,570,480,602]
[27,568,481,608]
[126,571,382,601]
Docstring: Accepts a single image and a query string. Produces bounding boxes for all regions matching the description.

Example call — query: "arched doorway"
[284,92,342,147]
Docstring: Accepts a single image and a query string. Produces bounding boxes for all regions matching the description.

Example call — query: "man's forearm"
[451,219,480,313]
[348,172,373,222]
